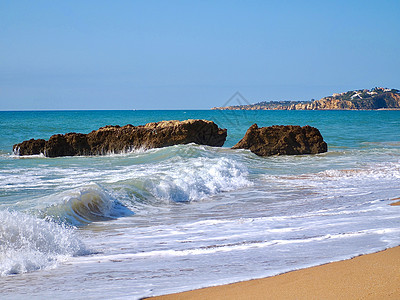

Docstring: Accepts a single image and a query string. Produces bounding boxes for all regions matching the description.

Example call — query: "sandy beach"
[149,246,400,300]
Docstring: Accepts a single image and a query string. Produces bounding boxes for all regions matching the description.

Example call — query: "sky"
[1,0,399,110]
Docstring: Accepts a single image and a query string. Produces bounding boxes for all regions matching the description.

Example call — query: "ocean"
[1,110,400,299]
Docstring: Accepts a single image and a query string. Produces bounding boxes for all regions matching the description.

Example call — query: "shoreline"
[148,246,400,299]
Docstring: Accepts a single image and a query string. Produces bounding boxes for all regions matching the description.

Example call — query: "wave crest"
[143,156,252,203]
[39,185,134,226]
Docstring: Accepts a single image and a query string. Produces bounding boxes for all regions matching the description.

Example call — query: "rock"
[232,124,327,156]
[14,138,46,156]
[13,119,227,157]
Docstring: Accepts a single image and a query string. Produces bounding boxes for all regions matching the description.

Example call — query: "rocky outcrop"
[232,124,327,156]
[13,119,227,157]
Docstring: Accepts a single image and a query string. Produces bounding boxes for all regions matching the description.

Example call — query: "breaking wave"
[38,185,134,227]
[150,156,251,202]
[0,210,88,276]
[113,156,252,204]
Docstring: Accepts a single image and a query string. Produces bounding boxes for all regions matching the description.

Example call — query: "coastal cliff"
[212,87,400,110]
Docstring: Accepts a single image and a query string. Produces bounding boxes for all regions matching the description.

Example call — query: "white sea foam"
[1,145,252,208]
[88,231,378,260]
[150,157,251,202]
[0,210,88,276]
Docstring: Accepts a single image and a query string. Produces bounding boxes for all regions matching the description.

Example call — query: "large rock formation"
[232,124,327,156]
[13,119,227,157]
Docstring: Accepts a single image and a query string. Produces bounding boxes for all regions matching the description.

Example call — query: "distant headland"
[212,87,400,110]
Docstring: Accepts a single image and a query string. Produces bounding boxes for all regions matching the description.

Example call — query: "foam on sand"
[149,246,400,299]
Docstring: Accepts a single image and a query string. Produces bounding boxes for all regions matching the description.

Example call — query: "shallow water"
[1,110,399,299]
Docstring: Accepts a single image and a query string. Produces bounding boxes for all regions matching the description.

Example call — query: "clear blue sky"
[1,0,399,110]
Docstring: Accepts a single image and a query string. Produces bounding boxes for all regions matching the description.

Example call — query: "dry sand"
[149,246,400,300]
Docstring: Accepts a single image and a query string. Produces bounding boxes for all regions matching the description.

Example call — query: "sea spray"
[0,210,88,276]
[151,157,250,202]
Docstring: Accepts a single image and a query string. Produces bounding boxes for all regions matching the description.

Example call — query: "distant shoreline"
[212,87,400,111]
[212,108,400,111]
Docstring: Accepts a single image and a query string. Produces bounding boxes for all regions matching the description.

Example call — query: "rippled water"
[0,110,399,299]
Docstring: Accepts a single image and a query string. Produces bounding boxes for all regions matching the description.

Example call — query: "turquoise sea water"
[1,110,400,299]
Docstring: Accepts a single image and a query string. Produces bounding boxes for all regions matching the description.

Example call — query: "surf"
[0,210,88,276]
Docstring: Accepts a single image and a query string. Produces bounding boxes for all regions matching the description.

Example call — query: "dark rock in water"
[14,138,46,156]
[13,119,227,157]
[232,124,327,156]
[45,133,90,157]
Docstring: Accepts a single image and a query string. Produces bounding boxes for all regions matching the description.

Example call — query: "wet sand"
[149,246,400,300]
[390,197,400,206]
